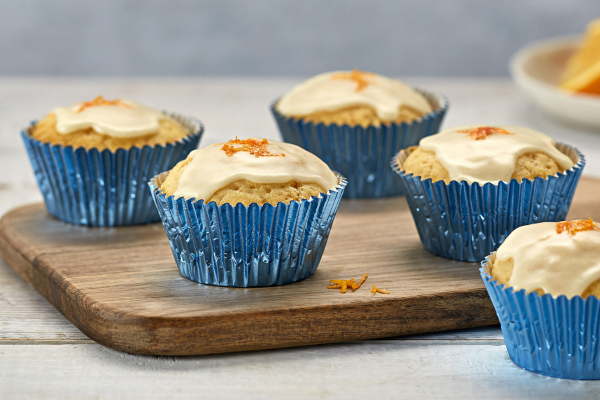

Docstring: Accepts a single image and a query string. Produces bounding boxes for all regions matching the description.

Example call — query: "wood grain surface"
[1,177,599,356]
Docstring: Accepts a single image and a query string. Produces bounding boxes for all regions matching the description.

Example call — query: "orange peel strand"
[352,273,368,290]
[331,69,375,92]
[328,275,368,293]
[556,218,599,235]
[77,96,131,113]
[341,281,347,294]
[456,126,514,141]
[371,284,389,294]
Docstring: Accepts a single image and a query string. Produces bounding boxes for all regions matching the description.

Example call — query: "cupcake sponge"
[160,158,326,207]
[297,105,426,128]
[491,257,600,298]
[403,147,565,183]
[31,113,190,152]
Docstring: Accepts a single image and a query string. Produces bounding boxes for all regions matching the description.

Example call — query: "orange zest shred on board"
[341,281,348,293]
[77,96,132,113]
[371,285,390,295]
[352,273,368,290]
[456,126,514,141]
[327,274,376,294]
[327,277,362,293]
[219,137,285,158]
[331,69,375,92]
[556,218,599,235]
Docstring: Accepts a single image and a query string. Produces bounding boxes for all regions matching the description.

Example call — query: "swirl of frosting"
[172,138,339,201]
[276,70,433,120]
[419,125,575,184]
[496,220,600,298]
[52,96,165,138]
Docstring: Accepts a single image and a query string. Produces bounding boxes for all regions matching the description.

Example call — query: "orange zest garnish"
[556,218,599,235]
[371,285,390,295]
[219,137,285,158]
[456,126,514,141]
[77,96,131,113]
[331,69,375,92]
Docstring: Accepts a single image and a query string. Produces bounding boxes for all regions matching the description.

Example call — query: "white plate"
[510,36,600,130]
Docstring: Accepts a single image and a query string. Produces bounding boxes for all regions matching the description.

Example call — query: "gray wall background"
[1,0,598,77]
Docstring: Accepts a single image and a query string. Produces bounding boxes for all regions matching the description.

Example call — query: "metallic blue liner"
[482,254,600,379]
[392,144,584,262]
[271,90,447,199]
[149,172,347,287]
[22,112,202,226]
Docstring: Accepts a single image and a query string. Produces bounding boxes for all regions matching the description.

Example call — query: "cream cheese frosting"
[496,221,600,298]
[53,97,164,138]
[276,70,433,120]
[172,138,339,201]
[419,125,575,185]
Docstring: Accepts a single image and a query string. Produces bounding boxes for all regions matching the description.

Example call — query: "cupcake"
[481,219,600,379]
[271,69,447,198]
[22,96,202,226]
[149,137,346,287]
[392,125,584,262]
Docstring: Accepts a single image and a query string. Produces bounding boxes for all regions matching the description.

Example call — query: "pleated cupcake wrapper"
[22,112,203,226]
[481,255,600,379]
[149,173,347,287]
[392,143,584,262]
[271,89,448,199]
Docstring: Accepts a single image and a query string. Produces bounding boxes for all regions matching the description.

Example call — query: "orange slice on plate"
[560,18,600,95]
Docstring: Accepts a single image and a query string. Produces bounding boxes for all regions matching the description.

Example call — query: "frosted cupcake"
[149,137,346,287]
[481,219,600,379]
[393,125,584,262]
[272,70,447,198]
[22,96,202,226]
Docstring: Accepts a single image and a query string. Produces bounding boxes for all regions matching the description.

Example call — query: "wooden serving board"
[1,177,599,356]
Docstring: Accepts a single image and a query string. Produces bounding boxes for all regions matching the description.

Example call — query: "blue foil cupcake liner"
[393,143,584,262]
[22,112,202,226]
[271,89,447,199]
[481,254,600,379]
[149,172,347,287]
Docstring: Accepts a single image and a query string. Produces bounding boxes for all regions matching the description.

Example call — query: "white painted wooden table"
[1,78,600,399]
